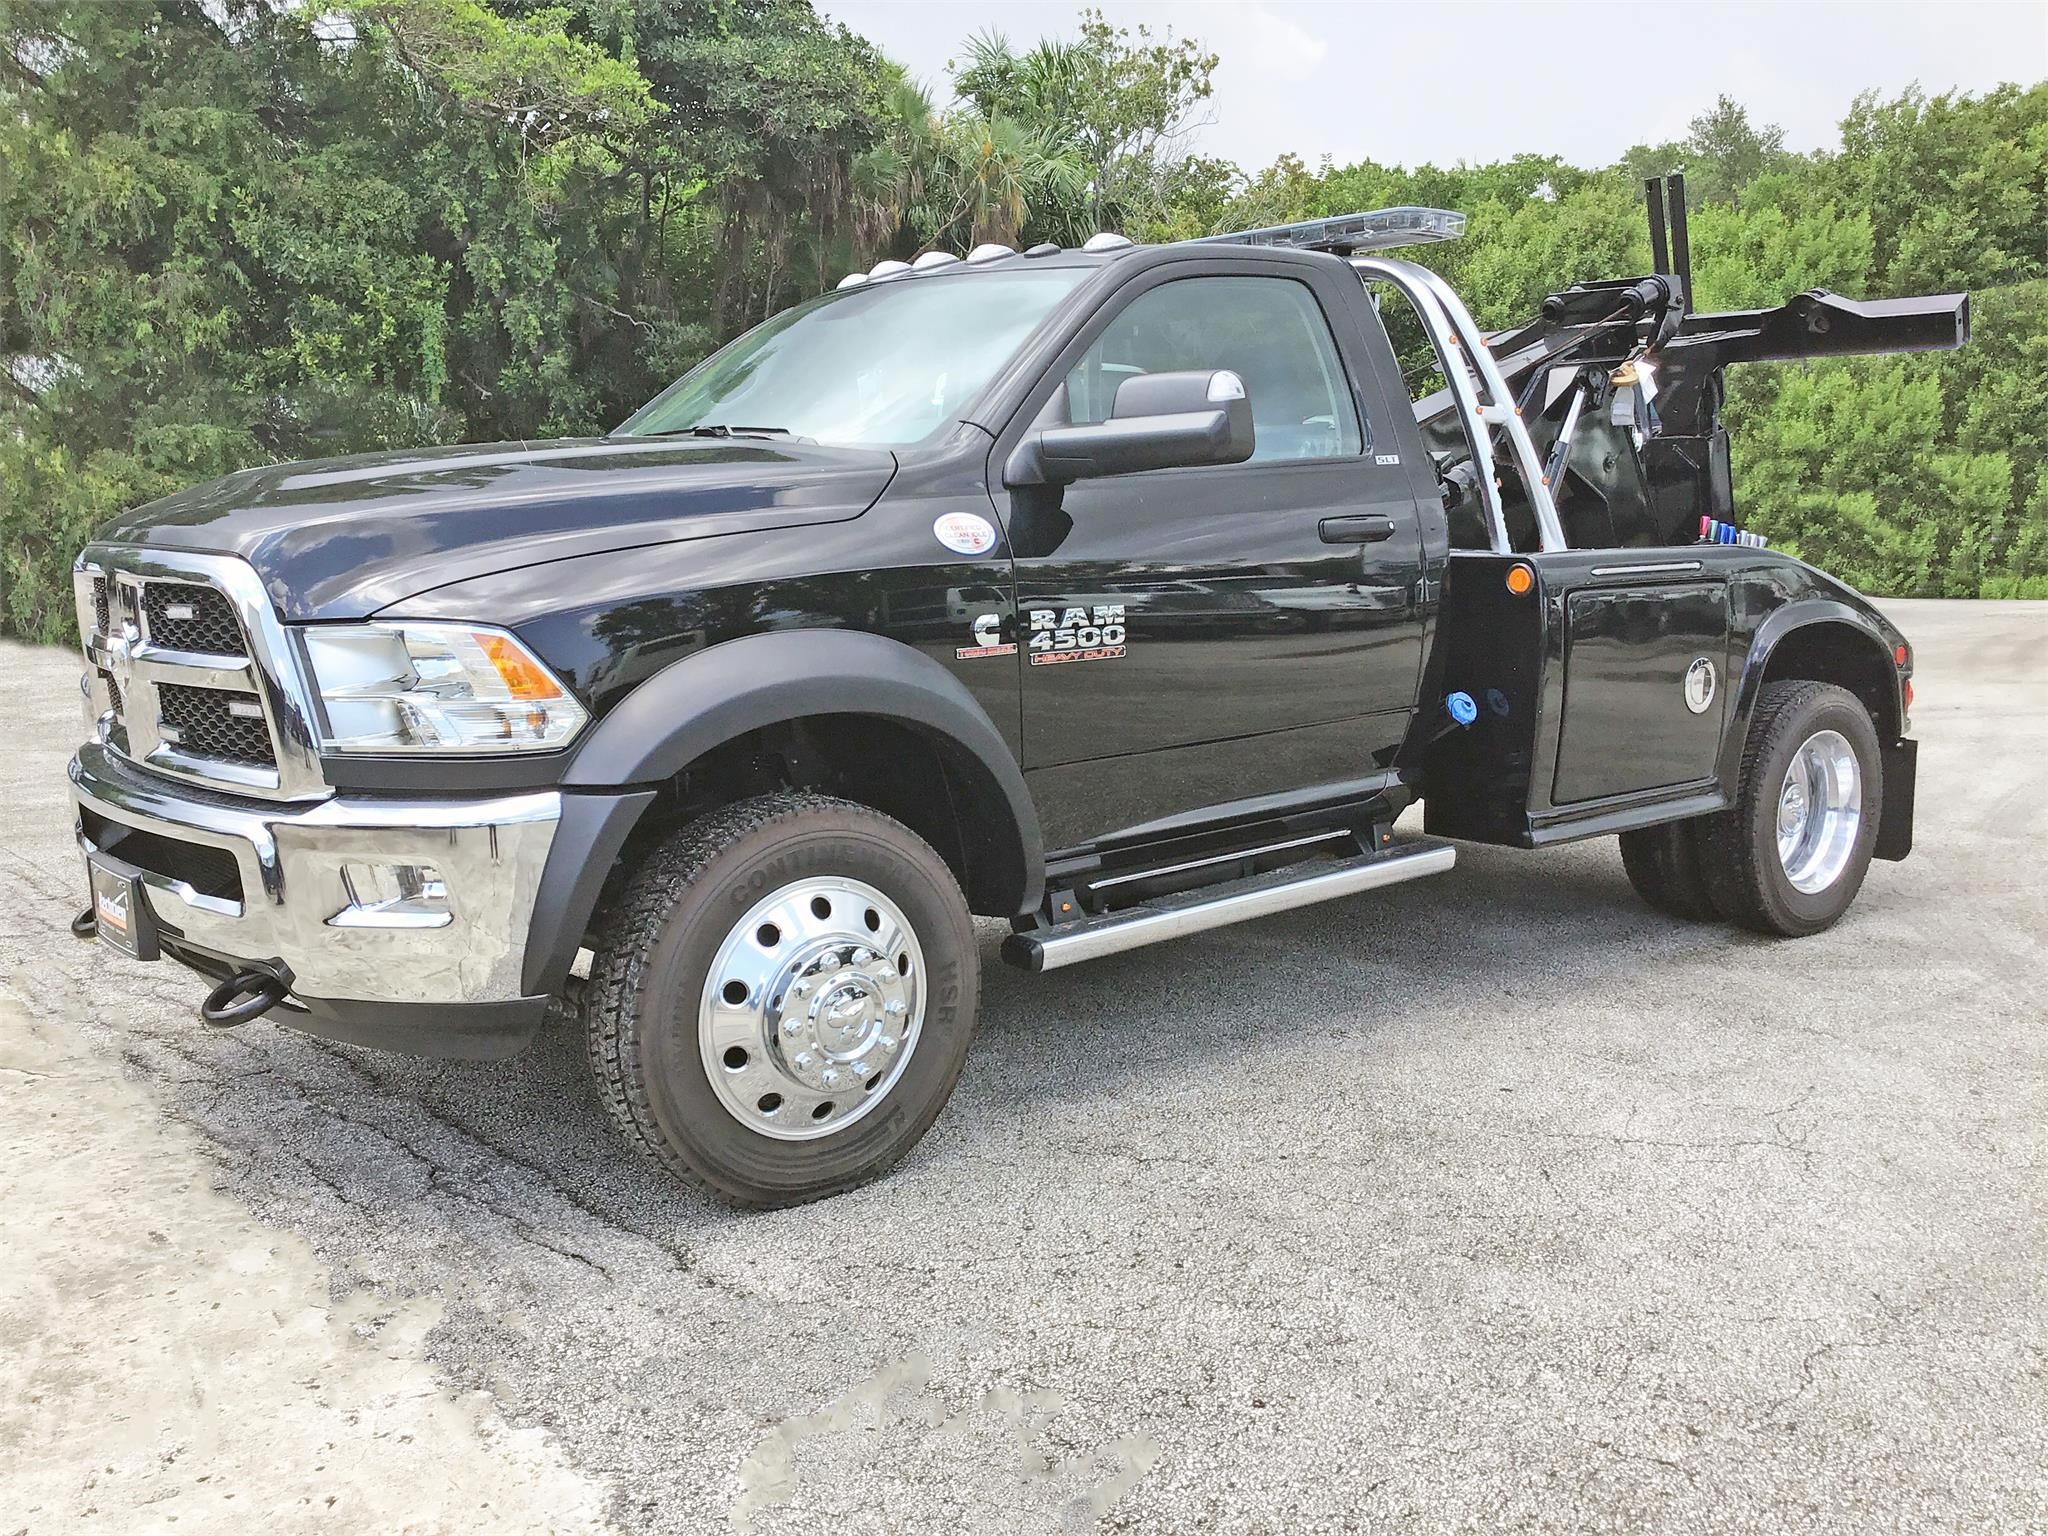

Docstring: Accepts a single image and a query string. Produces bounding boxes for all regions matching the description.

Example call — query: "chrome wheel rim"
[1775,729,1862,894]
[699,876,925,1141]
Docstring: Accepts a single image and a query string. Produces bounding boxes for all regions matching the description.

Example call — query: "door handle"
[1320,514,1397,545]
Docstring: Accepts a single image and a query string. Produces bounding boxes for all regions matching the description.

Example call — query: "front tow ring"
[200,970,290,1029]
[71,907,98,939]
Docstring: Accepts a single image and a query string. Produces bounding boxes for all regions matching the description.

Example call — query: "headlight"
[301,622,587,755]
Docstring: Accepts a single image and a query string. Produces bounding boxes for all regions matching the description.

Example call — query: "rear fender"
[1726,597,1910,855]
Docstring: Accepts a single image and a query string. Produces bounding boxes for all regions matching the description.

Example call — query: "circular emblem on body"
[1684,656,1717,714]
[932,511,998,557]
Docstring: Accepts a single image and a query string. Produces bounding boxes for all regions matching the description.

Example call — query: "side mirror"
[1006,370,1255,486]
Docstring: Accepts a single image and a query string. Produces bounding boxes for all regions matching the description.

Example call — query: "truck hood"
[95,436,897,620]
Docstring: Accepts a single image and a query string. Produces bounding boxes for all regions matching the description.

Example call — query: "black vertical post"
[1644,176,1671,275]
[1667,171,1692,313]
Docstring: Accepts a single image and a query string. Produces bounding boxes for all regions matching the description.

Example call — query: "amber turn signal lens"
[478,632,565,700]
[1505,564,1534,595]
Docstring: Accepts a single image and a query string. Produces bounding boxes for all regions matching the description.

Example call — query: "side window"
[1065,276,1364,463]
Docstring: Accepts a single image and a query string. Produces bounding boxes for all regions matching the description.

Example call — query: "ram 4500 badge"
[1027,605,1127,665]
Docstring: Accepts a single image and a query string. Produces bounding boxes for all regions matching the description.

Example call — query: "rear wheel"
[1697,680,1882,936]
[585,793,979,1206]
[1618,820,1719,920]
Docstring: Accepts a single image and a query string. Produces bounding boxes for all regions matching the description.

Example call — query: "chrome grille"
[142,582,241,654]
[157,683,278,768]
[74,548,327,801]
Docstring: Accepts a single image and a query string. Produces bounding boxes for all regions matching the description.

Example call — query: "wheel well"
[611,713,1030,921]
[1758,622,1900,739]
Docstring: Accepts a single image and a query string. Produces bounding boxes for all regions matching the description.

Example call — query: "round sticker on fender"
[933,512,998,557]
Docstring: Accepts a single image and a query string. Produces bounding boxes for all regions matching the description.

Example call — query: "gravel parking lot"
[2,599,2043,1535]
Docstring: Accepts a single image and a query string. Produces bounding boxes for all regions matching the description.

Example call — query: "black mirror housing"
[1007,370,1255,486]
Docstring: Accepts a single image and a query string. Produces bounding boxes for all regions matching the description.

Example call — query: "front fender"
[550,625,1042,914]
[565,629,1026,798]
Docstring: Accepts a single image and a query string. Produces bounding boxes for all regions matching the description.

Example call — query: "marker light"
[1505,564,1534,595]
[302,622,587,755]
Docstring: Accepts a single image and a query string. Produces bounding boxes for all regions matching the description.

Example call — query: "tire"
[584,792,980,1207]
[1697,680,1883,937]
[1618,819,1719,920]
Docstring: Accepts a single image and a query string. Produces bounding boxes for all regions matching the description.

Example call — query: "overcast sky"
[820,1,2048,173]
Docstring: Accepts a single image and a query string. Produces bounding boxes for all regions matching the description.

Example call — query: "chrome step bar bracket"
[1003,841,1457,973]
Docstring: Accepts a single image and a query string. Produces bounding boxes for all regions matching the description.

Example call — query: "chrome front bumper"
[69,741,560,1009]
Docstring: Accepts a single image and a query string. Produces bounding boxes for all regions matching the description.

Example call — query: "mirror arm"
[1002,435,1050,488]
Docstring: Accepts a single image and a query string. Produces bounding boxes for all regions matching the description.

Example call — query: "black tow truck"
[65,183,1966,1204]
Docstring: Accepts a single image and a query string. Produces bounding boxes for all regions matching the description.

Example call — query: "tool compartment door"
[1552,580,1730,803]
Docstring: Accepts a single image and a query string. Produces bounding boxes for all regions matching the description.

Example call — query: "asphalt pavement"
[2,599,2042,1534]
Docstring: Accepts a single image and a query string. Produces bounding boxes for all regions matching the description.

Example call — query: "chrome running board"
[1002,840,1457,973]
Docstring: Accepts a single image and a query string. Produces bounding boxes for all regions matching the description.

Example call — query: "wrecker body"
[64,182,1967,1202]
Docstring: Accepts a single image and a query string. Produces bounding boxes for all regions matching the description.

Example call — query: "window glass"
[618,268,1085,447]
[1065,276,1364,462]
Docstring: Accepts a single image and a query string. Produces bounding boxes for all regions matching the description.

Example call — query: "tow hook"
[200,970,291,1029]
[71,906,98,939]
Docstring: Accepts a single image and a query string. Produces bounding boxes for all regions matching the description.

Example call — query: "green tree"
[3,1,2043,640]
[950,9,1217,236]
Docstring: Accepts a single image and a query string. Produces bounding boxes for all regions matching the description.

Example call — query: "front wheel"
[584,793,980,1206]
[1697,680,1883,936]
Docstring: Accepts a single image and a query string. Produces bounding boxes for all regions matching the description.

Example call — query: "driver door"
[996,266,1426,845]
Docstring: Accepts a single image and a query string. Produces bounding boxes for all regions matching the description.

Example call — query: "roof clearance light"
[1081,231,1135,252]
[836,273,868,290]
[966,243,1017,263]
[1200,206,1467,256]
[868,259,911,279]
[912,251,962,270]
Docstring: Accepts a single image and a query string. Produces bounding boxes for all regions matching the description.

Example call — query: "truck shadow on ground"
[154,836,1726,1247]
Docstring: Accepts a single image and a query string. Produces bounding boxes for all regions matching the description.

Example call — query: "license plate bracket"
[86,853,160,962]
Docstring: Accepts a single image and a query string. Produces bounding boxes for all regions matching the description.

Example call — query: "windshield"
[616,268,1087,447]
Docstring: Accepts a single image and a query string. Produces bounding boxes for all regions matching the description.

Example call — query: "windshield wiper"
[634,424,793,440]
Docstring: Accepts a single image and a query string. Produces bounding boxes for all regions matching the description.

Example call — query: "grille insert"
[91,577,110,635]
[80,808,243,903]
[157,683,276,768]
[98,670,129,753]
[144,582,243,655]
